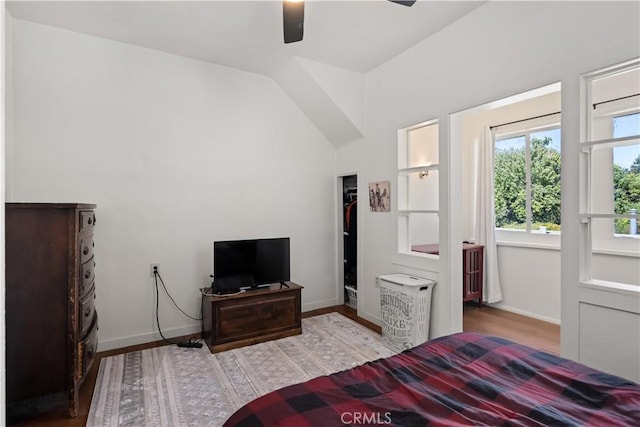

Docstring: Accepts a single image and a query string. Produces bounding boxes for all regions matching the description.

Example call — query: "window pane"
[613,114,640,235]
[494,136,526,229]
[531,128,562,231]
[613,113,640,138]
[592,218,640,285]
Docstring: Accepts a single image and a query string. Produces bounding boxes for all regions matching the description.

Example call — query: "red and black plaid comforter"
[224,333,640,426]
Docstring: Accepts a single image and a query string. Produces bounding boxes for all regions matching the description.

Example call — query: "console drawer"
[216,293,298,342]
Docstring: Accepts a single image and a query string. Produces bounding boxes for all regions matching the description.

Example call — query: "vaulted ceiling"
[6,1,485,145]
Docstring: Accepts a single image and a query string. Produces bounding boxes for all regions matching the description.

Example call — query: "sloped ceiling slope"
[6,1,484,146]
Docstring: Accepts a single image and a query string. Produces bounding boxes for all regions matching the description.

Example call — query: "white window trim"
[588,90,640,247]
[494,121,562,236]
[581,59,640,284]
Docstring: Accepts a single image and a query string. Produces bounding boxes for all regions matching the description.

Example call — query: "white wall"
[337,1,640,343]
[7,18,338,350]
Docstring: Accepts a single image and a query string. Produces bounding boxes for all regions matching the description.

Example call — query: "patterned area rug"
[87,312,394,426]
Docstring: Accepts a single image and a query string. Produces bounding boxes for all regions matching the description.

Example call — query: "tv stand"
[279,281,290,288]
[202,282,303,352]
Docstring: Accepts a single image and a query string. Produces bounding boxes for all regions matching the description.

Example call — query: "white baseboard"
[98,324,201,352]
[302,297,339,312]
[489,303,560,325]
[100,297,341,352]
[358,310,381,327]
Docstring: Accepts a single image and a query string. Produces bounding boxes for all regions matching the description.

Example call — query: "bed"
[224,332,640,426]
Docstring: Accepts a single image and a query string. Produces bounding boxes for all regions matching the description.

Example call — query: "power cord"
[153,268,203,348]
[155,269,202,321]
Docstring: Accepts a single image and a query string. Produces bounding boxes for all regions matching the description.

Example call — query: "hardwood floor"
[8,304,559,426]
[463,303,560,354]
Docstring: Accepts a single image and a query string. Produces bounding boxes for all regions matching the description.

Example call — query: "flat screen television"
[213,237,290,294]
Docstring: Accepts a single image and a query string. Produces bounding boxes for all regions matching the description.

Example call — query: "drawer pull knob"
[93,215,96,225]
[85,271,91,279]
[83,246,89,255]
[84,307,91,317]
[88,345,94,357]
[88,218,92,225]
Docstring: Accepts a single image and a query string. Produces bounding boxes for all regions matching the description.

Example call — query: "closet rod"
[592,93,639,109]
[489,111,561,130]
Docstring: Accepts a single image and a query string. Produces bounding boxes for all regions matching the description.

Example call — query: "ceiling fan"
[283,0,417,44]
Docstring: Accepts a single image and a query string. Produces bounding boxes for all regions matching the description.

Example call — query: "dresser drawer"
[78,315,98,381]
[79,211,96,232]
[79,234,95,264]
[79,287,96,338]
[80,257,95,298]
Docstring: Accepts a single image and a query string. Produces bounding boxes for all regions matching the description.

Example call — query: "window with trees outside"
[586,59,639,259]
[612,112,640,237]
[494,126,561,233]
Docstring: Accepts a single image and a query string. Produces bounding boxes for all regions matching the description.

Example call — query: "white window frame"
[592,107,640,242]
[582,59,640,259]
[493,119,562,236]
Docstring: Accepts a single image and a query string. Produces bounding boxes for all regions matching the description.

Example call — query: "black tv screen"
[213,237,290,292]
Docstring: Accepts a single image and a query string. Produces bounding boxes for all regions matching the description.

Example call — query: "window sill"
[495,228,561,251]
[392,250,439,272]
[494,242,639,257]
[592,248,640,258]
[496,241,560,251]
[580,279,640,296]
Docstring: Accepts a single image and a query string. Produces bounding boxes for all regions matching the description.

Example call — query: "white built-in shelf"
[398,210,439,215]
[398,164,439,175]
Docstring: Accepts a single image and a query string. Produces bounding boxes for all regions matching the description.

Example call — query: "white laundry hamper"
[379,273,436,352]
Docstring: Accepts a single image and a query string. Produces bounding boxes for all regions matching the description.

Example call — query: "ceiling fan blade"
[388,0,417,6]
[283,0,304,44]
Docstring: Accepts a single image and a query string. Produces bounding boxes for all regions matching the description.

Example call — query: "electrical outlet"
[150,263,160,277]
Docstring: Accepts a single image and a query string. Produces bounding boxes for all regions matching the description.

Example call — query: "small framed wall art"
[368,181,390,212]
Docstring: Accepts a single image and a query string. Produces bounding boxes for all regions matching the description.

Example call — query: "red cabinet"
[462,244,484,307]
[411,243,485,307]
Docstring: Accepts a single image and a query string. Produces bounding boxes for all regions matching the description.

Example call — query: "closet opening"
[340,175,358,309]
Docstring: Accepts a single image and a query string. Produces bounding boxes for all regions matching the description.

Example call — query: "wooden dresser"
[411,243,485,307]
[5,203,98,417]
[202,283,303,352]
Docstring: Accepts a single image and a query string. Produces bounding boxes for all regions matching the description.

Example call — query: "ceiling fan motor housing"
[283,1,304,44]
[282,0,414,44]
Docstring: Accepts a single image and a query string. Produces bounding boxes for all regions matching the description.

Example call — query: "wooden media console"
[202,282,303,352]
